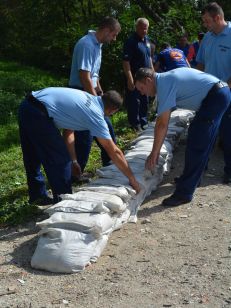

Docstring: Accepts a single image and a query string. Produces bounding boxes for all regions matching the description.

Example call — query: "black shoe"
[223,173,231,184]
[29,196,53,206]
[71,175,91,185]
[162,194,191,207]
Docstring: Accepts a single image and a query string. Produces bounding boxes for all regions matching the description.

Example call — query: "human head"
[97,16,121,43]
[161,42,171,50]
[134,68,155,97]
[201,2,225,33]
[135,18,149,39]
[102,90,123,116]
[177,35,188,48]
[198,32,205,41]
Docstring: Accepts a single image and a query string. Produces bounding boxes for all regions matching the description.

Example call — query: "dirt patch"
[0,142,231,308]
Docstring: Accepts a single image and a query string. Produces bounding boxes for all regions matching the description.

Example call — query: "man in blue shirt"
[69,17,121,176]
[18,89,140,204]
[154,43,190,72]
[196,2,231,184]
[123,18,154,131]
[175,34,190,58]
[135,67,230,206]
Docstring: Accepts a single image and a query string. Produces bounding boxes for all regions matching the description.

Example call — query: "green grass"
[0,60,137,226]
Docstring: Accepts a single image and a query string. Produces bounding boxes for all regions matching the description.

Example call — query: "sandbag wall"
[31,109,194,273]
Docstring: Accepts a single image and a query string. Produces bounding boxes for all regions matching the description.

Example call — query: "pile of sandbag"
[31,109,194,273]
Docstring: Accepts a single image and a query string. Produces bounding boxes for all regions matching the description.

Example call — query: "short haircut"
[98,16,121,31]
[102,90,123,110]
[134,68,154,83]
[201,2,224,18]
[136,17,149,27]
[161,42,171,49]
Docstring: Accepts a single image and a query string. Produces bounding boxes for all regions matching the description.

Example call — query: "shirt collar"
[88,30,102,46]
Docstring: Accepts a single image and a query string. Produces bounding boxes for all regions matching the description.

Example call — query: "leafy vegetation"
[0,60,136,226]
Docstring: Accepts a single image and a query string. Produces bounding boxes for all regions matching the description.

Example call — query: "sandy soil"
[0,142,231,308]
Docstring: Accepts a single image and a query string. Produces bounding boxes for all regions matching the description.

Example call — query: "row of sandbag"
[31,109,194,273]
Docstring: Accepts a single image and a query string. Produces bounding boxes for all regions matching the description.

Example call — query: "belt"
[26,93,49,117]
[208,81,228,95]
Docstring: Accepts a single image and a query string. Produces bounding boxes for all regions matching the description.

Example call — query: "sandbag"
[37,212,114,238]
[45,199,110,216]
[31,228,98,273]
[60,191,126,213]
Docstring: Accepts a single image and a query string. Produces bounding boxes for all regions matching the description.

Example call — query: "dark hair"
[102,90,123,109]
[98,17,121,31]
[161,42,171,49]
[134,68,154,83]
[201,2,224,17]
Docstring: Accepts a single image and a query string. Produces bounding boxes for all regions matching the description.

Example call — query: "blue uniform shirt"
[156,47,189,71]
[196,22,231,82]
[69,31,102,88]
[156,68,219,115]
[32,87,111,139]
[123,32,152,76]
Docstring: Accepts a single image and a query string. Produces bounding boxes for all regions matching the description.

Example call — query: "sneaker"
[162,194,191,207]
[131,125,142,133]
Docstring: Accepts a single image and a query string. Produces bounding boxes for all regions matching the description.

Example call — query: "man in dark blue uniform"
[123,18,154,132]
[154,43,190,72]
[18,89,140,205]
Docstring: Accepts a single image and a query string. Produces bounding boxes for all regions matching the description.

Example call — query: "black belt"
[208,81,228,95]
[26,93,49,117]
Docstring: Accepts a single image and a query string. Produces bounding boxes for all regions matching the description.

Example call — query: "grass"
[0,60,137,226]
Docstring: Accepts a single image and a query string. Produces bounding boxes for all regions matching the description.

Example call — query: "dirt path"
[0,142,231,308]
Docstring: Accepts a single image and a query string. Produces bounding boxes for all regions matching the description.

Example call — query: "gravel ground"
[0,142,231,308]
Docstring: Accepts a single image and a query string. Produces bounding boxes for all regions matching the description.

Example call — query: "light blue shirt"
[32,87,111,139]
[196,22,231,82]
[156,68,219,115]
[69,31,102,88]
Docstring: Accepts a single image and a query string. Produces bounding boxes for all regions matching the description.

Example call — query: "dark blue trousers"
[75,116,116,172]
[174,86,231,200]
[125,88,149,128]
[219,89,231,176]
[18,99,72,203]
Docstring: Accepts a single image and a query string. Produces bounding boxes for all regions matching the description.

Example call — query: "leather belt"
[208,81,228,95]
[26,93,49,117]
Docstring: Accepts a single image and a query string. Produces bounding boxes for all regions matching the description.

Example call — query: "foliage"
[1,0,225,90]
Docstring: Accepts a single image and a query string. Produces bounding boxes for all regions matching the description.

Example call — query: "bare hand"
[145,152,159,172]
[129,178,141,194]
[71,161,82,180]
[128,80,135,91]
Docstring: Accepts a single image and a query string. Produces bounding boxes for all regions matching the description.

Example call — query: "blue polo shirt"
[196,22,231,82]
[156,47,189,71]
[156,68,219,115]
[123,32,152,76]
[69,31,102,88]
[32,87,111,139]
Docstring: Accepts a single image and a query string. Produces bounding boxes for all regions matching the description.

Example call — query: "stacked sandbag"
[31,109,194,273]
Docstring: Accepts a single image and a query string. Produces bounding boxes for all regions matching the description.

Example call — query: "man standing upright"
[123,18,154,132]
[196,2,231,184]
[69,17,121,174]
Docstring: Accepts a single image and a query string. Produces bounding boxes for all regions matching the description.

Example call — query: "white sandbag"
[45,199,109,215]
[90,235,109,263]
[37,212,114,238]
[89,177,136,194]
[31,228,98,273]
[60,191,126,213]
[76,185,131,202]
